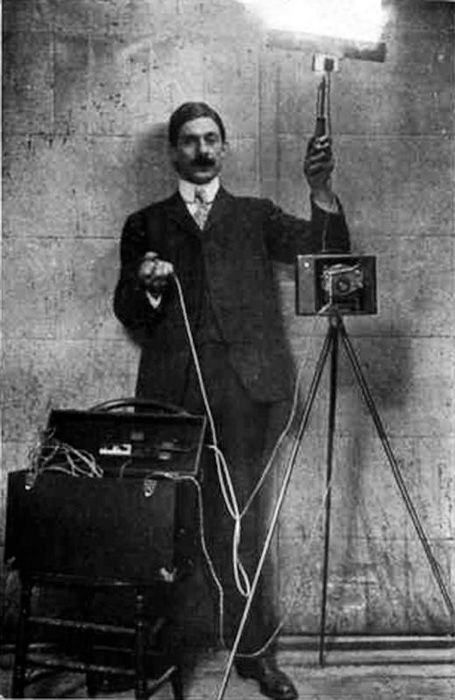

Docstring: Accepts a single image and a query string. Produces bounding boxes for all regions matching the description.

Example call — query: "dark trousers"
[179,341,289,654]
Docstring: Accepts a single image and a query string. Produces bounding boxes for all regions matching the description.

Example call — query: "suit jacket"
[113,186,350,404]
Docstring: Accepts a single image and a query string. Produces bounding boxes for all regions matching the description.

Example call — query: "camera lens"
[334,276,352,295]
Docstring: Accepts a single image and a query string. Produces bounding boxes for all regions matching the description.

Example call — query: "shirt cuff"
[312,193,339,214]
[145,290,162,309]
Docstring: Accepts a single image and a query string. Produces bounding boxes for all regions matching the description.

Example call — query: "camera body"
[296,254,377,316]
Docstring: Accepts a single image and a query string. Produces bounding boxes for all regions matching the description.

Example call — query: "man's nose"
[197,138,211,154]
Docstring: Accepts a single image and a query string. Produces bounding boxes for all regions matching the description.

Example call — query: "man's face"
[170,116,226,184]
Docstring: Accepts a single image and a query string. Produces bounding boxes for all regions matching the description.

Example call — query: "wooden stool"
[12,572,183,699]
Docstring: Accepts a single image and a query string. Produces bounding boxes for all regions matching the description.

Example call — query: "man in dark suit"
[114,102,350,700]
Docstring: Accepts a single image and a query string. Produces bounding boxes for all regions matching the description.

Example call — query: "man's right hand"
[138,251,174,295]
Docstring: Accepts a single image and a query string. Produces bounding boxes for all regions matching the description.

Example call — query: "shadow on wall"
[332,288,413,410]
[114,121,175,351]
[131,122,176,208]
[331,427,453,636]
[315,315,413,633]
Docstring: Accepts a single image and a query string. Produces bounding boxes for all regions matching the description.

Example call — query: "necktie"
[193,187,210,229]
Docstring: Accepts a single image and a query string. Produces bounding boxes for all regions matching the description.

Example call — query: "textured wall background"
[1,0,454,638]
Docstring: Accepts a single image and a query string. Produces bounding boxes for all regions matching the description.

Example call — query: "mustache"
[191,156,216,167]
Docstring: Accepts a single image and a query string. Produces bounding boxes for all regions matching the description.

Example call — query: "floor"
[1,646,454,699]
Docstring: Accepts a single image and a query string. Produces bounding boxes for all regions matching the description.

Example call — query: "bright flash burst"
[241,0,386,43]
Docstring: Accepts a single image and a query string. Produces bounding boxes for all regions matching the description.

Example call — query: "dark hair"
[168,102,226,146]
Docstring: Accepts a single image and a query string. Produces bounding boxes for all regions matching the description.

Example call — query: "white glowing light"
[242,0,385,43]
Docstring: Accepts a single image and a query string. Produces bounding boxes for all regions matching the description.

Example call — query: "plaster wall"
[2,0,454,636]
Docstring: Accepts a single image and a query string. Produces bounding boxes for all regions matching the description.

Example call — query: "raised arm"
[265,134,350,262]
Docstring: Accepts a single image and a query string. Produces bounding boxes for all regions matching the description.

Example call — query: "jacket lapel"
[204,186,234,234]
[166,191,203,238]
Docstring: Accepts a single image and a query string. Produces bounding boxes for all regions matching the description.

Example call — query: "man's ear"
[221,140,229,158]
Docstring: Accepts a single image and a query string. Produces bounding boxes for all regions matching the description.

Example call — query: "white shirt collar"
[179,177,220,204]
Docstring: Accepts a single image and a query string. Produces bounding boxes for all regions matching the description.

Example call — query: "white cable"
[153,470,228,647]
[35,438,103,479]
[189,475,227,647]
[208,444,241,522]
[236,457,336,658]
[173,274,251,598]
[209,445,251,598]
[174,271,332,651]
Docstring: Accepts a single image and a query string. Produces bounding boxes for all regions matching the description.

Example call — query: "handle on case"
[88,397,189,415]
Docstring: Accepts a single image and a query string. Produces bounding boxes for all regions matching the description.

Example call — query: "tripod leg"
[215,323,335,700]
[319,320,339,666]
[339,323,455,626]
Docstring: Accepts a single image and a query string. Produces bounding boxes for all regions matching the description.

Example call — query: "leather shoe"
[86,671,134,695]
[236,656,298,700]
